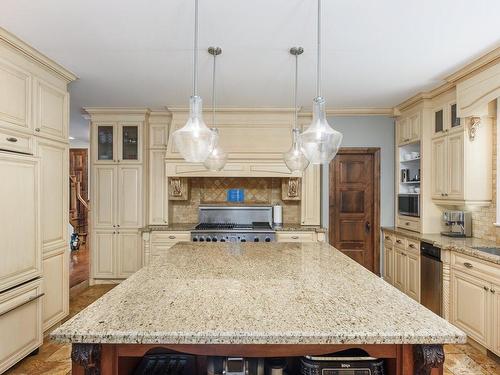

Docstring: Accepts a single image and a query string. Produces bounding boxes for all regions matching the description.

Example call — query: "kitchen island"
[52,242,466,374]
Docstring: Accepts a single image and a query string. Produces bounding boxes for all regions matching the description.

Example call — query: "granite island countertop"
[382,227,500,265]
[51,242,465,345]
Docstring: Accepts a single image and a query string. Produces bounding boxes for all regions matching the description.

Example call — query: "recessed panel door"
[329,151,376,272]
[93,165,116,228]
[117,165,142,228]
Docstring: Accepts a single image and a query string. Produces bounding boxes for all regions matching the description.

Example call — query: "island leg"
[413,344,445,375]
[71,343,101,375]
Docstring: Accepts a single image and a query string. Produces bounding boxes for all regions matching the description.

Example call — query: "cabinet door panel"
[451,270,489,345]
[149,150,167,225]
[408,113,420,141]
[94,124,116,163]
[0,57,31,131]
[117,166,142,228]
[93,166,116,228]
[492,282,500,356]
[35,79,68,141]
[117,232,141,278]
[0,154,41,293]
[93,231,115,278]
[118,123,141,163]
[42,251,68,331]
[393,248,406,292]
[383,243,394,285]
[38,139,68,253]
[397,118,408,144]
[301,165,320,225]
[431,137,447,199]
[447,133,464,200]
[406,251,420,302]
[149,123,168,149]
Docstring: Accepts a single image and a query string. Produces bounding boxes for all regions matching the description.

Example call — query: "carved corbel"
[413,344,445,375]
[168,177,189,200]
[71,344,101,375]
[281,177,301,201]
[468,117,481,141]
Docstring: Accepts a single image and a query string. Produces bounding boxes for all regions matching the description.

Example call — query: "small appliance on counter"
[441,210,472,237]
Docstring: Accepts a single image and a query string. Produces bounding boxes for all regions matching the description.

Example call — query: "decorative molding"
[0,27,77,83]
[325,107,395,116]
[168,177,189,200]
[468,117,481,141]
[71,343,101,375]
[413,344,445,375]
[282,178,301,201]
[441,249,451,321]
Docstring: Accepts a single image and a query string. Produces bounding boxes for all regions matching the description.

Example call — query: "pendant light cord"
[193,0,199,96]
[294,52,298,131]
[316,0,322,98]
[212,51,217,128]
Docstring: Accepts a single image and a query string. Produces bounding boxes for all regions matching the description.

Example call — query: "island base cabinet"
[450,269,489,347]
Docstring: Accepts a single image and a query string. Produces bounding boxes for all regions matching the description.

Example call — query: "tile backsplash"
[170,177,300,224]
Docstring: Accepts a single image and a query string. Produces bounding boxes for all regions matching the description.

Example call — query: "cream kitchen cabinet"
[93,165,143,230]
[397,112,420,145]
[93,122,143,164]
[276,231,316,242]
[41,250,68,331]
[93,230,142,279]
[144,231,191,265]
[382,234,394,285]
[450,253,500,355]
[432,102,462,139]
[301,164,321,226]
[431,117,492,206]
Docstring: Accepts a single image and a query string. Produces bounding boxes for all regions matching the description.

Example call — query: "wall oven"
[398,194,420,217]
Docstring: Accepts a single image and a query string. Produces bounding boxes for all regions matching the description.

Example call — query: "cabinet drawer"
[0,128,33,154]
[397,216,420,232]
[0,279,42,373]
[150,231,190,243]
[394,236,406,249]
[452,253,500,282]
[383,232,395,243]
[406,239,420,255]
[276,232,315,242]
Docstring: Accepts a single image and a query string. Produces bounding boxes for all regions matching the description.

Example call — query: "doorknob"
[365,221,371,233]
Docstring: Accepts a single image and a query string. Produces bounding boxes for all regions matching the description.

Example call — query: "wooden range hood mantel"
[165,108,313,178]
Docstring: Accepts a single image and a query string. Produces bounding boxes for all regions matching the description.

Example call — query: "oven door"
[398,194,420,217]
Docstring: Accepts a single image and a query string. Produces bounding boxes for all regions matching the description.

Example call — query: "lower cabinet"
[146,231,191,264]
[42,249,69,331]
[383,239,394,285]
[450,254,500,355]
[275,231,324,243]
[93,230,142,280]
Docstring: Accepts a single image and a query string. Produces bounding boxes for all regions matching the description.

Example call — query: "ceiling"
[1,0,499,142]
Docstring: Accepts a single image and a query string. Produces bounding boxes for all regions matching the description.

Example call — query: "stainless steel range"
[191,206,275,243]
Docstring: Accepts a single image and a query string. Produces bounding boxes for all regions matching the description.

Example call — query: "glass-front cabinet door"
[96,124,115,162]
[118,123,141,163]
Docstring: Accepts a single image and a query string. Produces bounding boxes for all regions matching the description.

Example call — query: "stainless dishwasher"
[420,241,442,316]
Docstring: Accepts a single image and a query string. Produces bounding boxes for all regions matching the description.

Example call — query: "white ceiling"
[1,0,499,142]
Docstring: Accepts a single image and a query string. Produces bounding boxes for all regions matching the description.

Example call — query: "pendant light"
[299,0,343,164]
[172,0,213,162]
[204,46,227,171]
[283,47,309,173]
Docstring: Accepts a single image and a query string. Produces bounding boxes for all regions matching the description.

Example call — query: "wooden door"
[447,132,464,200]
[431,137,447,199]
[0,153,41,293]
[117,165,143,229]
[451,269,489,346]
[329,149,380,273]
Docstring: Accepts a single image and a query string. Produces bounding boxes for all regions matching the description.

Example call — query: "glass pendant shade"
[284,128,309,172]
[300,97,343,164]
[172,96,213,162]
[204,128,227,171]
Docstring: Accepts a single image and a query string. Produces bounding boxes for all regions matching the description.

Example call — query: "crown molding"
[325,107,394,116]
[0,27,77,83]
[83,107,151,115]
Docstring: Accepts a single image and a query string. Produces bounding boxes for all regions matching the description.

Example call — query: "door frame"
[328,147,381,275]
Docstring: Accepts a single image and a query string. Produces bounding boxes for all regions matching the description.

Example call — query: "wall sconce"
[468,117,480,141]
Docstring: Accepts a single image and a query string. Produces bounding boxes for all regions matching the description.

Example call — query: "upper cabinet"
[93,122,143,164]
[34,79,69,141]
[432,101,462,138]
[397,112,420,145]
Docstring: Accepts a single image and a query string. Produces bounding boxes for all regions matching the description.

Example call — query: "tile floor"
[5,285,500,375]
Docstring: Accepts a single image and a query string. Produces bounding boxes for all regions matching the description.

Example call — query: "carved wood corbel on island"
[52,242,465,375]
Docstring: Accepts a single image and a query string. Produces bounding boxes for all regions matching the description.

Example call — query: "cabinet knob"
[483,286,489,291]
[396,240,402,244]
[113,225,116,228]
[385,236,390,240]
[463,262,473,269]
[6,137,18,143]
[405,222,410,226]
[35,128,40,132]
[117,225,120,228]
[491,289,496,294]
[409,244,416,249]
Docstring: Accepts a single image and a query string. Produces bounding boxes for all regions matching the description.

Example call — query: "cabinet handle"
[409,244,416,249]
[169,235,176,239]
[463,262,473,269]
[35,128,40,132]
[291,236,299,239]
[396,240,402,244]
[0,293,45,317]
[6,137,18,143]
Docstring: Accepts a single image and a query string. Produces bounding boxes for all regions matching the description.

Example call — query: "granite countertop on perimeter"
[382,227,500,265]
[141,224,327,233]
[51,242,465,346]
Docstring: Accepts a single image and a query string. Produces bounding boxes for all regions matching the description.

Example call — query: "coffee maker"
[441,210,472,237]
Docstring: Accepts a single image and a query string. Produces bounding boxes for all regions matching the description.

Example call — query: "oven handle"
[0,293,45,317]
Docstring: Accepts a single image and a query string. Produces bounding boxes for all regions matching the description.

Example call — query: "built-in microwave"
[398,194,420,217]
